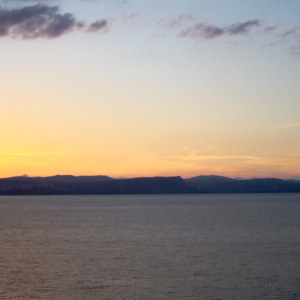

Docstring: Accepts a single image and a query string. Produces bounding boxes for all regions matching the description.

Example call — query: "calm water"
[0,194,299,300]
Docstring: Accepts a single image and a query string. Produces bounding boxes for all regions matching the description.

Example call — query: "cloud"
[0,3,107,39]
[87,19,107,32]
[164,14,196,28]
[179,19,261,40]
[227,19,261,35]
[155,15,299,57]
[179,23,224,39]
[275,26,300,56]
[274,122,300,129]
[264,26,277,32]
[279,26,299,38]
[166,154,260,162]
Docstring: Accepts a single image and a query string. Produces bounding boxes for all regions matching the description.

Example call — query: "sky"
[0,0,300,179]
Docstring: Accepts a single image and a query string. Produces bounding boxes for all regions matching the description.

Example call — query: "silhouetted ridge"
[0,176,197,195]
[184,177,300,193]
[1,175,300,195]
[185,175,235,190]
[2,175,112,184]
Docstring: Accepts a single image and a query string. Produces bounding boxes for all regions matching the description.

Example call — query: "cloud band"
[0,3,107,39]
[179,19,261,40]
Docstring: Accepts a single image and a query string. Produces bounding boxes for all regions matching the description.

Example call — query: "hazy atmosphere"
[1,0,300,179]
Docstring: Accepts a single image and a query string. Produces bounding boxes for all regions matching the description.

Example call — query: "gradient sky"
[1,0,300,179]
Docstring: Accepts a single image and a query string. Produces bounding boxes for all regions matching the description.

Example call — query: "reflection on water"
[0,194,299,299]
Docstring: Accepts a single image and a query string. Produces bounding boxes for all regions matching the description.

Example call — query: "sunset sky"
[1,0,300,179]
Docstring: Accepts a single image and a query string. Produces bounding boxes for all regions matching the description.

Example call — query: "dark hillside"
[185,175,236,190]
[185,177,300,193]
[0,176,197,195]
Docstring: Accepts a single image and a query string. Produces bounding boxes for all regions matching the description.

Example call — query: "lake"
[0,194,299,299]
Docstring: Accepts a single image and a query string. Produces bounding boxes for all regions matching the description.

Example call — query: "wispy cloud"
[274,122,300,129]
[87,20,107,32]
[276,26,300,56]
[179,19,261,40]
[166,155,260,161]
[279,26,299,38]
[0,3,107,39]
[176,17,300,57]
[264,26,277,32]
[163,14,196,29]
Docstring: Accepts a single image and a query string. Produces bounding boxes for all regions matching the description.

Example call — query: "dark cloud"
[88,19,107,32]
[179,23,224,39]
[264,26,277,32]
[279,26,299,38]
[227,19,261,35]
[276,27,300,56]
[0,3,107,39]
[198,24,224,39]
[179,19,261,40]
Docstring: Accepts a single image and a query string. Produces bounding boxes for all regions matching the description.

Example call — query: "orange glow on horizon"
[1,149,299,180]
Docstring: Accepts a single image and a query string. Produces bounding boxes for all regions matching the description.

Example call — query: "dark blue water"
[0,194,299,299]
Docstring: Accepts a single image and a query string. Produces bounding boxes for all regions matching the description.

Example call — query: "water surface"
[0,194,299,299]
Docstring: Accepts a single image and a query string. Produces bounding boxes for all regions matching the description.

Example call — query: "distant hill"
[185,175,235,190]
[184,176,300,193]
[1,174,300,195]
[0,176,197,195]
[3,175,112,184]
[286,179,300,183]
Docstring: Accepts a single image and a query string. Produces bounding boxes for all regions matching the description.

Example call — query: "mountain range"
[0,174,300,195]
